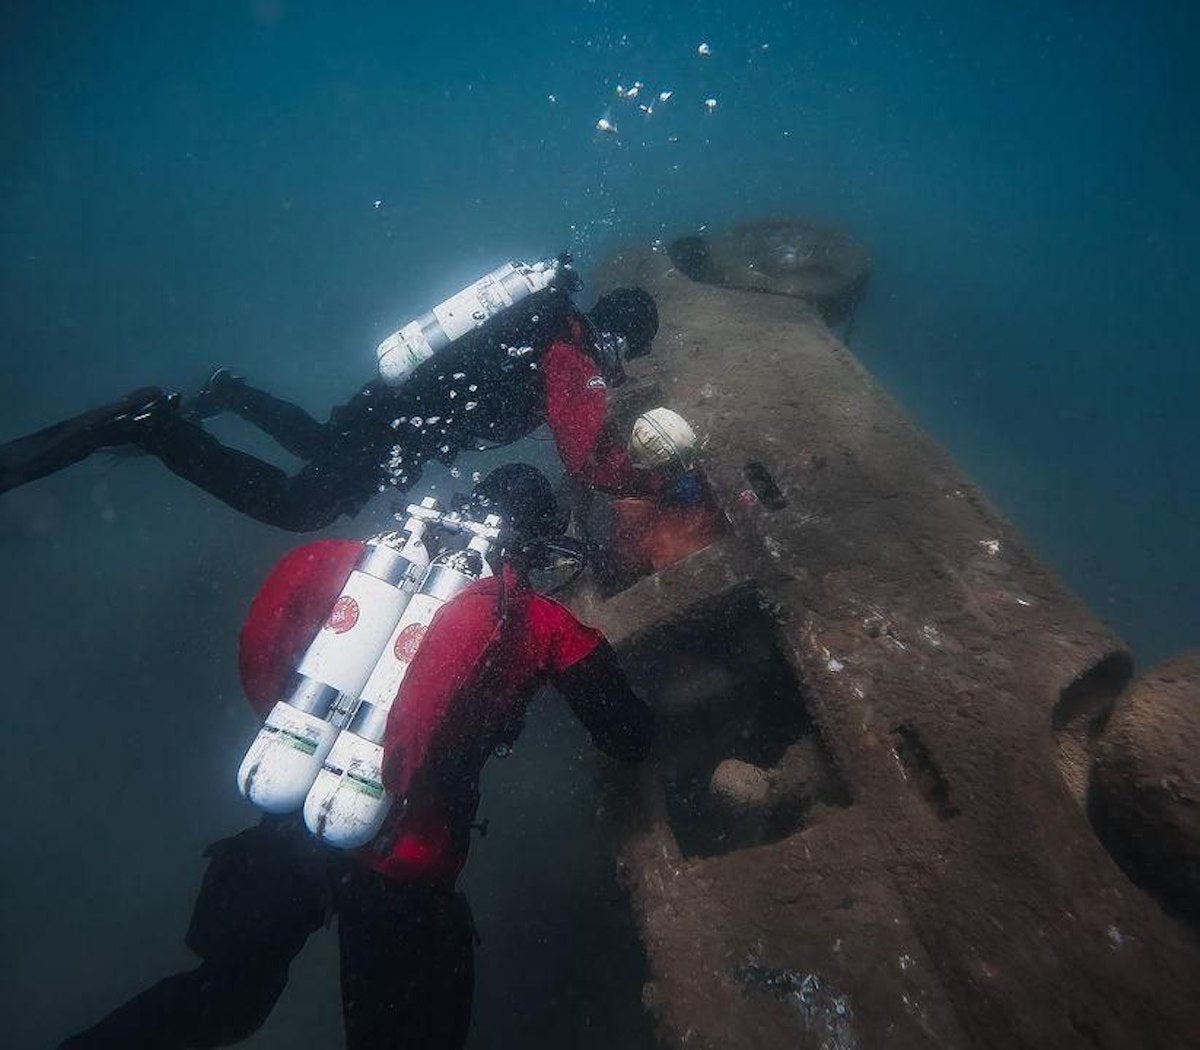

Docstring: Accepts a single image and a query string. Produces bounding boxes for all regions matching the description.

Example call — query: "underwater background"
[1,2,1196,1046]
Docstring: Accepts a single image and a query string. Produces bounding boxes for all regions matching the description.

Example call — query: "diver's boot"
[0,387,181,494]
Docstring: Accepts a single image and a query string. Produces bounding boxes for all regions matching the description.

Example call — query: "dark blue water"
[2,3,1197,1046]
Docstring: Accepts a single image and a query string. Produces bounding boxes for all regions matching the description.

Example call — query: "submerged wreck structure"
[563,221,1200,1048]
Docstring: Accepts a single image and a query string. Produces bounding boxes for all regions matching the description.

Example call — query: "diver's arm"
[542,339,653,497]
[554,640,655,762]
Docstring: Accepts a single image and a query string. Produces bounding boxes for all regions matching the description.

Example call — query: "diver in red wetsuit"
[58,464,653,1050]
[1,284,660,531]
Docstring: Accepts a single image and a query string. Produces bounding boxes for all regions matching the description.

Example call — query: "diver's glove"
[182,367,245,421]
[660,470,706,507]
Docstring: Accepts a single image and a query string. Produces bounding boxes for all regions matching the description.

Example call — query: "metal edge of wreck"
[565,243,1200,1050]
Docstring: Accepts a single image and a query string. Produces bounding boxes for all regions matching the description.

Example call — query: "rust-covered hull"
[571,247,1200,1049]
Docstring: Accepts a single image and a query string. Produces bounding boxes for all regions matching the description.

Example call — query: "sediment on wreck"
[565,242,1200,1049]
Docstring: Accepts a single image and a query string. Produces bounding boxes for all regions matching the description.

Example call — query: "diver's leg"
[0,388,173,495]
[185,371,331,461]
[58,818,329,1049]
[336,873,475,1050]
[140,415,390,531]
[224,383,332,462]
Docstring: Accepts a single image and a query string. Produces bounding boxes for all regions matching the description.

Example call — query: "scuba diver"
[1,255,665,532]
[58,464,654,1050]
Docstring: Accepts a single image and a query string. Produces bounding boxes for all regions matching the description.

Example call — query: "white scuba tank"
[236,503,437,813]
[376,256,572,385]
[303,530,497,848]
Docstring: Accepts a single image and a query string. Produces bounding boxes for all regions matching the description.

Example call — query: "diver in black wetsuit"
[144,369,490,532]
[0,287,659,532]
[0,374,447,532]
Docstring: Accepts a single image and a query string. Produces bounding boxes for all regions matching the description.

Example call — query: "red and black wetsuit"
[62,539,651,1050]
[239,537,653,885]
[136,310,650,531]
[373,559,652,883]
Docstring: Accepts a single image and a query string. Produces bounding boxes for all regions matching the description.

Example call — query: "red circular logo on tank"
[325,595,360,634]
[393,622,427,663]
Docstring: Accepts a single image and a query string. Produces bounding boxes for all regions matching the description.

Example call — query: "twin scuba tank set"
[237,253,697,849]
[236,499,502,850]
[239,253,572,849]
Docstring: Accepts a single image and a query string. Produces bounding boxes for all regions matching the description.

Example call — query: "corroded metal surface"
[1090,651,1200,930]
[666,217,870,323]
[572,247,1200,1049]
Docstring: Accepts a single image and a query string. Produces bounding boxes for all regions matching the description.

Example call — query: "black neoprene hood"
[471,463,566,540]
[588,288,658,357]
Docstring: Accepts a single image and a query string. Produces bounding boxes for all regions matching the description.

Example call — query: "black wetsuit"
[58,622,652,1050]
[0,320,560,532]
[58,816,475,1050]
[144,343,550,531]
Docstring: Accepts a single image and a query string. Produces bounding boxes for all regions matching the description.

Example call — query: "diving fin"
[0,387,179,494]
